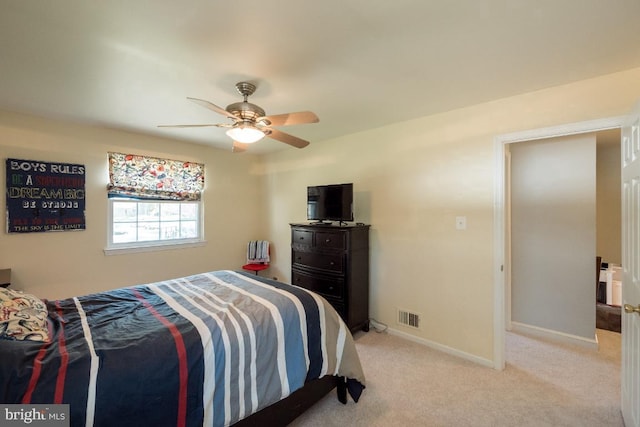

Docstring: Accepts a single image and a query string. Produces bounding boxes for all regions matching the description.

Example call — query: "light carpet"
[290,328,622,426]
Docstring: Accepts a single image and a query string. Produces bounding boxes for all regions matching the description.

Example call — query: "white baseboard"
[386,327,495,369]
[510,321,598,350]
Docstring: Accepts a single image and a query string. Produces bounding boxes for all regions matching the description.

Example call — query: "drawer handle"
[325,239,331,243]
[329,261,335,266]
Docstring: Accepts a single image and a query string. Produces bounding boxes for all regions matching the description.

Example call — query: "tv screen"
[307,183,353,222]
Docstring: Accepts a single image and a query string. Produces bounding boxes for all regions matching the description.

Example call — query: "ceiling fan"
[159,82,319,152]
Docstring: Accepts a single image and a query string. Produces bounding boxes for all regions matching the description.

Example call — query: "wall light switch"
[456,216,467,230]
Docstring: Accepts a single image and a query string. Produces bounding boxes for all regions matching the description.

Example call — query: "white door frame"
[493,116,624,370]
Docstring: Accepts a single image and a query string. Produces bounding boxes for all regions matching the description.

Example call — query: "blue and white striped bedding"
[0,270,365,426]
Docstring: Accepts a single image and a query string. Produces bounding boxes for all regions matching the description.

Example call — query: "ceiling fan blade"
[158,123,233,128]
[187,97,237,120]
[232,141,249,153]
[265,128,310,149]
[260,111,319,126]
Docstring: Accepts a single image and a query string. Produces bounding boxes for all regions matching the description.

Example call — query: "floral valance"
[107,152,204,201]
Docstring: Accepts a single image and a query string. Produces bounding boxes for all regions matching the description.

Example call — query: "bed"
[0,270,365,426]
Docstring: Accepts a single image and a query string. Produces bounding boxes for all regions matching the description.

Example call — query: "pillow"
[0,288,49,342]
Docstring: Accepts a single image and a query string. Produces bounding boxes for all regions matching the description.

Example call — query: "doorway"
[509,133,597,341]
[493,116,624,370]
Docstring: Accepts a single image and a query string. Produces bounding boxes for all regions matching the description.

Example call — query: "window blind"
[107,152,204,201]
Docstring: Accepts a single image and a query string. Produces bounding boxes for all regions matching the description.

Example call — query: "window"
[106,152,205,253]
[111,199,200,243]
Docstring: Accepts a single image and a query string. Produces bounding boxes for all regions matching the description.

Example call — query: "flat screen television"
[307,183,353,223]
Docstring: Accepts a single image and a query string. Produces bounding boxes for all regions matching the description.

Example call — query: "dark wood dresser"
[290,223,370,333]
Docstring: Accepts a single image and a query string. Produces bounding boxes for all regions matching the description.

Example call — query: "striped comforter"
[0,270,365,426]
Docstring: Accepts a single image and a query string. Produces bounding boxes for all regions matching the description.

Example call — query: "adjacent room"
[1,1,640,426]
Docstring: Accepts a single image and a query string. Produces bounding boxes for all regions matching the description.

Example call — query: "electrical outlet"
[456,216,467,230]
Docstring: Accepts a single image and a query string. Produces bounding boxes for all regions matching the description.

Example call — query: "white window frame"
[104,198,205,255]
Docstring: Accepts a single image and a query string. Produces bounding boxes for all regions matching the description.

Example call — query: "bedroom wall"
[0,110,267,299]
[261,67,640,364]
[510,134,596,340]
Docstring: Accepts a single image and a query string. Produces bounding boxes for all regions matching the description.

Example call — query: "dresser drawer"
[292,270,343,299]
[328,302,346,319]
[292,250,344,273]
[315,231,346,250]
[290,223,370,333]
[292,229,314,246]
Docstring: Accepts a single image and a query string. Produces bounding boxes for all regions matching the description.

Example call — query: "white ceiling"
[1,1,639,154]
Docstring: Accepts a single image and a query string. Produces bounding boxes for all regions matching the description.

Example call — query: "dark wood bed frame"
[234,375,347,426]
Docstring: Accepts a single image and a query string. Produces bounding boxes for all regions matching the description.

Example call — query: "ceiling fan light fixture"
[226,125,265,143]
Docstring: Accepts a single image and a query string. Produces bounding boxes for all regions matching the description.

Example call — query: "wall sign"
[6,158,86,233]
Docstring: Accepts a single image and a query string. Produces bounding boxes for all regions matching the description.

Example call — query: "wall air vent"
[397,309,421,329]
